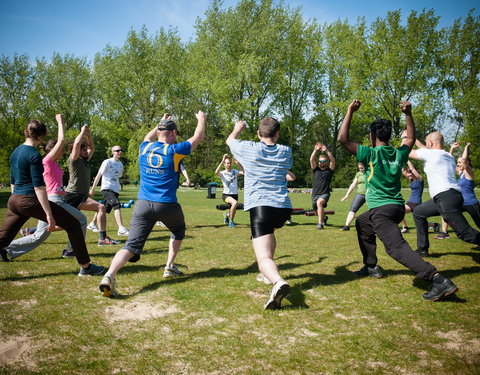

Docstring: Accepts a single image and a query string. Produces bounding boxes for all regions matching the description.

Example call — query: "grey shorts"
[350,194,366,213]
[312,194,330,210]
[123,199,186,262]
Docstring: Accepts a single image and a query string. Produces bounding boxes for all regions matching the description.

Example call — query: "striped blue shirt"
[229,139,292,210]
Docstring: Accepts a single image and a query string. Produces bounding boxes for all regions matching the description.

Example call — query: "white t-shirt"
[416,148,460,198]
[219,169,240,195]
[99,158,124,193]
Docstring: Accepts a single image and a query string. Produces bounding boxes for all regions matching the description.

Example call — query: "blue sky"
[0,0,477,62]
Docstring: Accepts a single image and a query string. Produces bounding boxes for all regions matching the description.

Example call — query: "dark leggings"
[0,194,90,264]
[249,206,292,239]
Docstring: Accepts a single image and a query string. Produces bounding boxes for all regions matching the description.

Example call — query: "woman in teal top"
[340,163,366,230]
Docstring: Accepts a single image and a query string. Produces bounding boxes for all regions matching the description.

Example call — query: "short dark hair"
[44,138,58,154]
[258,117,280,138]
[370,119,392,143]
[24,120,46,140]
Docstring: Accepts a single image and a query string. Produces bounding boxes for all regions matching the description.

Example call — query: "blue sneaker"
[223,212,229,224]
[229,220,235,228]
[78,264,105,276]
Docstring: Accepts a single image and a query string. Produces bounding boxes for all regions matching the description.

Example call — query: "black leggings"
[249,206,292,239]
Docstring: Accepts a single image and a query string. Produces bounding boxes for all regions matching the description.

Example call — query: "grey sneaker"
[256,273,273,285]
[423,278,458,301]
[264,279,290,310]
[78,263,105,276]
[117,227,129,236]
[354,265,384,278]
[163,264,184,278]
[62,249,75,259]
[99,275,117,297]
[316,223,324,229]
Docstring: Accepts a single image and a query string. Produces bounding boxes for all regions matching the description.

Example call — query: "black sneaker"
[423,278,458,301]
[354,265,384,278]
[415,249,431,257]
[341,226,350,231]
[62,249,75,259]
[0,248,10,262]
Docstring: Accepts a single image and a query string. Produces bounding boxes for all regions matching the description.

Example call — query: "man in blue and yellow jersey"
[99,111,206,297]
[338,99,457,302]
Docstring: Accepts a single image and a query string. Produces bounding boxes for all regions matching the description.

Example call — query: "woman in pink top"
[3,114,88,260]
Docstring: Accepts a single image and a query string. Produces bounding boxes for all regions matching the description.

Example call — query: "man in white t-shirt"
[215,154,244,228]
[89,146,129,236]
[409,132,480,256]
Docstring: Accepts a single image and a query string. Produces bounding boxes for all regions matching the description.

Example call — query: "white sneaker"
[264,279,290,310]
[163,264,184,278]
[87,222,99,232]
[99,275,117,297]
[256,273,273,285]
[117,227,129,236]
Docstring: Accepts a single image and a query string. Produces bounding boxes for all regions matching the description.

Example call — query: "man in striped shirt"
[227,118,293,309]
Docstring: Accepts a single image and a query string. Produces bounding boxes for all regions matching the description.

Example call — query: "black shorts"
[406,201,421,212]
[64,193,88,209]
[102,189,121,213]
[249,206,292,239]
[222,194,239,203]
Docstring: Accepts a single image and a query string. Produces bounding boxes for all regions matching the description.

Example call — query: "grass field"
[0,185,479,374]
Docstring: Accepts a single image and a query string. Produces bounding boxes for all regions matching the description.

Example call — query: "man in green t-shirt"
[337,99,458,301]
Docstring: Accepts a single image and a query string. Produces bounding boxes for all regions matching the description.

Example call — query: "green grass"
[1,186,479,374]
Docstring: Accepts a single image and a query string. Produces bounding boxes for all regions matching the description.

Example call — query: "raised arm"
[226,120,246,146]
[215,154,228,176]
[48,114,66,160]
[462,143,474,178]
[234,158,244,175]
[400,100,415,150]
[337,100,361,155]
[309,142,321,169]
[145,113,170,142]
[323,145,335,171]
[449,141,460,155]
[84,126,94,161]
[187,111,206,151]
[70,125,89,161]
[407,160,423,182]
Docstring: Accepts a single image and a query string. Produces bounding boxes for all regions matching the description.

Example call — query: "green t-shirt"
[356,145,410,209]
[66,157,91,195]
[355,171,366,194]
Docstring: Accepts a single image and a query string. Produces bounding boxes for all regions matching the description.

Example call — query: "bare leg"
[316,199,326,224]
[114,208,125,229]
[105,249,134,278]
[225,196,238,221]
[252,234,282,284]
[166,239,182,268]
[345,211,356,226]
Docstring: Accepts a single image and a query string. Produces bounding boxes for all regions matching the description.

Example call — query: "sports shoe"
[423,278,458,301]
[0,248,10,262]
[341,226,350,231]
[87,222,99,232]
[256,273,273,285]
[401,227,409,233]
[117,227,129,236]
[264,279,290,310]
[429,223,440,233]
[354,265,384,278]
[78,263,105,276]
[163,264,184,278]
[415,249,431,257]
[316,223,324,229]
[223,212,229,224]
[229,220,235,228]
[286,219,293,225]
[62,249,75,259]
[156,221,166,227]
[99,275,117,297]
[434,232,450,240]
[98,237,121,246]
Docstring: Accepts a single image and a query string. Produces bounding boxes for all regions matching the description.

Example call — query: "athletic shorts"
[350,194,366,213]
[406,201,421,212]
[249,206,292,239]
[222,194,238,203]
[123,199,186,262]
[102,189,121,213]
[64,193,88,209]
[312,194,330,210]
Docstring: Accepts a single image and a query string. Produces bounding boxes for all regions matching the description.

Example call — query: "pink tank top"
[43,154,65,195]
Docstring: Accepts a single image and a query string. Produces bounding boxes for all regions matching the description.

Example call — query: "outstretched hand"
[314,142,323,151]
[400,100,412,115]
[348,100,361,112]
[234,120,246,132]
[195,111,206,122]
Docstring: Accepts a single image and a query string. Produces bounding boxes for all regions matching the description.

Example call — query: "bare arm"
[49,114,66,160]
[324,146,335,171]
[84,126,94,161]
[187,111,206,151]
[337,100,361,155]
[70,125,88,161]
[34,186,55,231]
[462,143,474,179]
[144,113,170,142]
[226,121,246,146]
[215,154,228,176]
[449,141,460,155]
[407,161,423,182]
[235,159,244,175]
[89,171,103,196]
[341,178,358,201]
[287,170,296,182]
[309,143,321,169]
[400,100,415,150]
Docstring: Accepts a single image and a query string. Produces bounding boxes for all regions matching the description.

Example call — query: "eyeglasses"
[319,160,328,163]
[113,149,122,152]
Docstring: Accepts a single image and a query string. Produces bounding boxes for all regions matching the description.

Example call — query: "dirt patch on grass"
[0,335,35,369]
[105,301,179,322]
[193,317,226,327]
[436,330,480,354]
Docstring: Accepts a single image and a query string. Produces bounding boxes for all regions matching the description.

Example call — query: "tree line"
[0,0,478,188]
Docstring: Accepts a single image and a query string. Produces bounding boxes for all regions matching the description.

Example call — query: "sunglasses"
[113,149,122,152]
[319,160,328,163]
